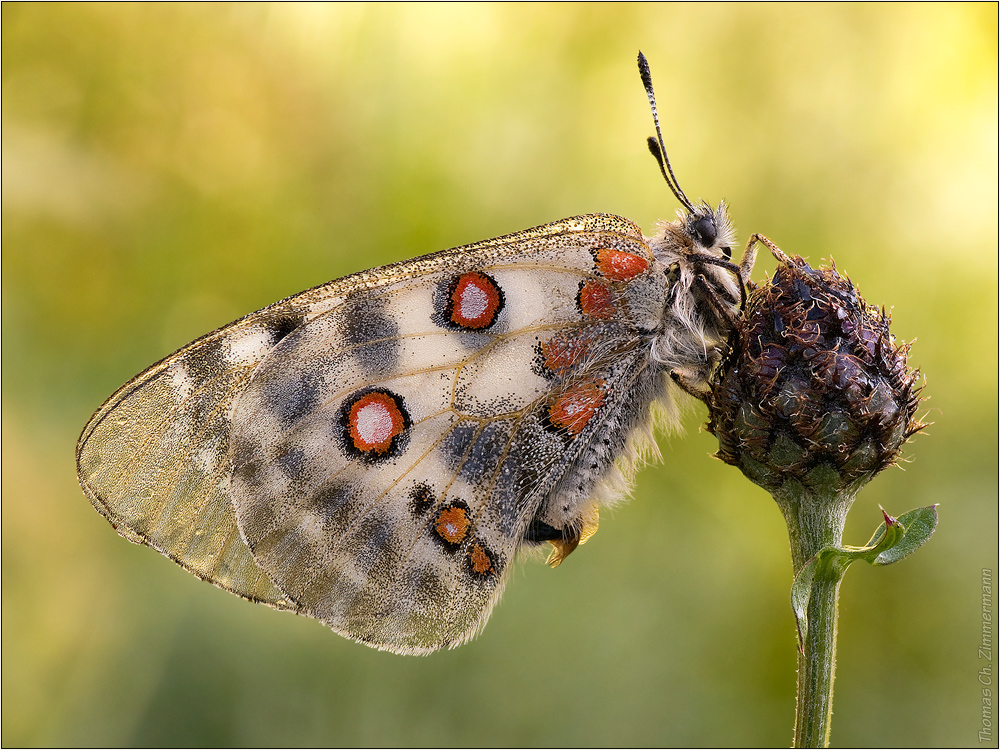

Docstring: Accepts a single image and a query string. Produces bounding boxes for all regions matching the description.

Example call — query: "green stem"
[793,559,842,747]
[773,476,857,748]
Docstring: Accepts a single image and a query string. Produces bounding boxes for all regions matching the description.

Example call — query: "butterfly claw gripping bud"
[707,239,926,498]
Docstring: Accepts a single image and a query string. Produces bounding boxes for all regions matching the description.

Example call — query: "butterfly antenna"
[637,51,695,213]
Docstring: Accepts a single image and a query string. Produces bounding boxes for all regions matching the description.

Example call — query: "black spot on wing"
[353,513,397,576]
[440,420,513,484]
[338,293,400,376]
[409,482,437,516]
[265,314,306,344]
[184,335,229,382]
[402,563,449,605]
[308,480,357,533]
[440,421,476,473]
[260,370,322,428]
[464,421,513,483]
[275,445,307,481]
[490,417,566,536]
[229,434,264,487]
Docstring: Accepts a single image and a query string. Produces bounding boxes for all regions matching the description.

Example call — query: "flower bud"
[708,244,925,496]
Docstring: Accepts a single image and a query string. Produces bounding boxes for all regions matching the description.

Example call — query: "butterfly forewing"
[77,213,669,653]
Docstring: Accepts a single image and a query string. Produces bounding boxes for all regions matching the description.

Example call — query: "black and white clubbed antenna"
[637,50,744,266]
[637,51,696,214]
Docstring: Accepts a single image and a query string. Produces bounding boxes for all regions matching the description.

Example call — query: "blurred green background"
[3,4,997,747]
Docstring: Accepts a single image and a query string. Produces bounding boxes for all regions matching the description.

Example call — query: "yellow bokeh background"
[3,4,996,746]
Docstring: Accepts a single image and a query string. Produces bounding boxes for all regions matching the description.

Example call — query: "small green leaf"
[790,505,939,647]
[842,507,907,564]
[870,505,939,566]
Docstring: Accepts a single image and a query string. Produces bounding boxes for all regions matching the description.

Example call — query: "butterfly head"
[680,200,735,259]
[650,199,742,299]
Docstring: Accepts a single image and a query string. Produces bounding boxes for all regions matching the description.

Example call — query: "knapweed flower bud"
[707,243,925,496]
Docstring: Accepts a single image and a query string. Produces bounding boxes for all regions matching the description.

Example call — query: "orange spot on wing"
[595,248,649,281]
[541,331,594,376]
[348,392,407,454]
[577,280,616,319]
[547,379,606,436]
[448,272,502,329]
[434,504,470,545]
[468,541,495,575]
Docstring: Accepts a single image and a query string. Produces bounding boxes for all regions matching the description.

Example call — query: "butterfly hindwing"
[77,213,668,653]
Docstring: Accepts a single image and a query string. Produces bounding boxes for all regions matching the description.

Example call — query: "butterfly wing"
[75,276,361,608]
[77,213,666,653]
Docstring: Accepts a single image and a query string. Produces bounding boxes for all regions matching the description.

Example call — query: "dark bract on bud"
[707,243,926,496]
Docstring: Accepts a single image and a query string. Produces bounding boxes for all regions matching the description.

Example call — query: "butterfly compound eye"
[692,216,718,248]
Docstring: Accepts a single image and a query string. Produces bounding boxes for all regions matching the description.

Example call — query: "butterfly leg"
[745,232,786,269]
[693,274,742,330]
[693,230,777,326]
[738,234,762,286]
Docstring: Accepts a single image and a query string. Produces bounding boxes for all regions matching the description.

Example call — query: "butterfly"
[76,53,758,654]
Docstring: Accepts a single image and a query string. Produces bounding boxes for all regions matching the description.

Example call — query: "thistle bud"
[708,242,925,497]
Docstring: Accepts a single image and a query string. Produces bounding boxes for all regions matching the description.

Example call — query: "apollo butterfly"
[76,53,761,654]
